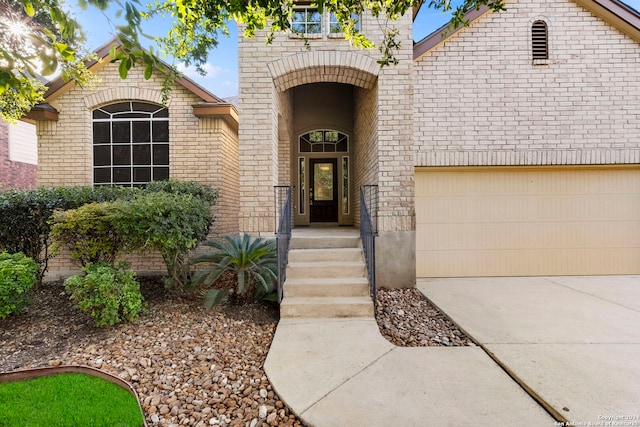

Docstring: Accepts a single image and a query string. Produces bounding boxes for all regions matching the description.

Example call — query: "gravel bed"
[375,288,475,347]
[0,279,302,427]
[1,279,474,427]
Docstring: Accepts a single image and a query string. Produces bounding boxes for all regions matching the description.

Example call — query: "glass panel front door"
[310,158,338,222]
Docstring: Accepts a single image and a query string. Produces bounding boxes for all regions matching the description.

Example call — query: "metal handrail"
[360,184,378,307]
[274,186,292,303]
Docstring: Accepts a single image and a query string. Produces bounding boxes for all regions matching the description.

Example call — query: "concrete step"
[284,277,370,298]
[290,236,361,250]
[286,261,366,279]
[280,296,374,318]
[288,247,363,263]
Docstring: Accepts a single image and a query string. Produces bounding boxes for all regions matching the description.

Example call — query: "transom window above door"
[299,130,348,153]
[92,101,169,187]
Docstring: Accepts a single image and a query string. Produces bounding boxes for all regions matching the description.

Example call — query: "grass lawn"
[0,372,144,427]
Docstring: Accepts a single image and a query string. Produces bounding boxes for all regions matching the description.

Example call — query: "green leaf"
[204,289,228,309]
[118,57,131,79]
[24,2,35,17]
[143,62,153,80]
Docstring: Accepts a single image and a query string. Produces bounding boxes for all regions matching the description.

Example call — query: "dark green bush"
[63,262,144,328]
[0,252,38,319]
[113,192,213,290]
[144,179,219,205]
[0,186,137,284]
[191,234,278,307]
[1,182,216,287]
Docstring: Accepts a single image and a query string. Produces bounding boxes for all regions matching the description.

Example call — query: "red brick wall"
[0,121,37,190]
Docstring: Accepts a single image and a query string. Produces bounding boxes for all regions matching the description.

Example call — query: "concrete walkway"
[265,317,553,426]
[418,276,640,425]
[265,275,640,426]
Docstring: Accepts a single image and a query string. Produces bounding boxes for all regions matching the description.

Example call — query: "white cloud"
[177,62,223,79]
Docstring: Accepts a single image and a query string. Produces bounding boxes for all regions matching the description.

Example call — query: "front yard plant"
[112,191,213,291]
[0,252,38,320]
[1,181,217,287]
[191,234,278,307]
[0,186,136,284]
[0,373,144,427]
[51,202,126,267]
[64,262,144,328]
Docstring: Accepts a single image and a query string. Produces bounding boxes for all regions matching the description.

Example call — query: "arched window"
[532,20,548,60]
[299,130,348,153]
[92,101,169,187]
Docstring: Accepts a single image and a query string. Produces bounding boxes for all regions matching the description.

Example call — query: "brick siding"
[414,0,640,167]
[38,61,239,279]
[238,11,415,234]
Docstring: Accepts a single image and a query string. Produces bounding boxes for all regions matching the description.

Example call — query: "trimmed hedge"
[0,181,218,285]
[0,186,136,284]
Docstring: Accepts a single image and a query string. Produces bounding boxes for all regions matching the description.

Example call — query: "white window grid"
[92,102,169,187]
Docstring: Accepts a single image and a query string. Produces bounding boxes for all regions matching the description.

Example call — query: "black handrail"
[274,186,292,303]
[360,184,378,307]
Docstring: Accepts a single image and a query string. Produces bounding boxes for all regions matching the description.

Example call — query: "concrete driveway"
[417,276,640,425]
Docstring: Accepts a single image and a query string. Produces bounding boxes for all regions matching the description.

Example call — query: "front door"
[310,158,338,222]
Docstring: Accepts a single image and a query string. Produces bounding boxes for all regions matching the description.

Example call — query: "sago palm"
[191,234,277,308]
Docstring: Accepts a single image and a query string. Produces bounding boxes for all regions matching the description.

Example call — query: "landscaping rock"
[2,278,476,426]
[375,288,475,347]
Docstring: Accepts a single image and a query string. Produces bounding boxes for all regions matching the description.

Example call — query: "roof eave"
[573,0,640,43]
[192,103,239,131]
[42,37,223,104]
[413,5,490,61]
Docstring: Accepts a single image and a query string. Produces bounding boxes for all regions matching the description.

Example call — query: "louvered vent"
[532,21,548,60]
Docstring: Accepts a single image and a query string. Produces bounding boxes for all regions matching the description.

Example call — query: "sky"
[70,0,640,99]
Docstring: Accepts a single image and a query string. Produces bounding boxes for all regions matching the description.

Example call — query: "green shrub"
[0,186,137,284]
[191,234,277,307]
[50,202,126,267]
[63,262,144,328]
[0,252,38,319]
[144,179,219,205]
[113,192,213,291]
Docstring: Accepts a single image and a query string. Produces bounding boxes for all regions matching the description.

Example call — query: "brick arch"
[83,86,166,110]
[268,51,379,92]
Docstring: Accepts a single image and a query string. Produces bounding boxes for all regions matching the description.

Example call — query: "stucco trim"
[268,51,379,92]
[23,103,59,121]
[192,103,239,131]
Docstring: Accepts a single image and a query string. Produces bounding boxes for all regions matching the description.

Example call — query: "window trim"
[292,6,322,37]
[299,129,349,153]
[92,101,170,187]
[290,7,361,40]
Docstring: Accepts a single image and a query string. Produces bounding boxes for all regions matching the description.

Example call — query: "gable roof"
[43,37,225,103]
[413,0,640,60]
[28,37,238,129]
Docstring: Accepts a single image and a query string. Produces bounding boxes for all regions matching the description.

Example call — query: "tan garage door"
[416,166,640,277]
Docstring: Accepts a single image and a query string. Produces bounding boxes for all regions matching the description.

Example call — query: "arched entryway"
[268,55,380,227]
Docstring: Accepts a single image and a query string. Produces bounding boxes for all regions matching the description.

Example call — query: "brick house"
[27,40,239,278]
[0,119,37,190]
[30,0,640,282]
